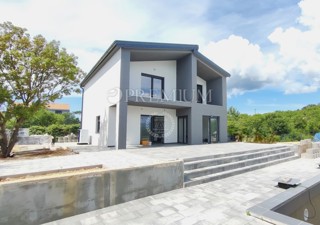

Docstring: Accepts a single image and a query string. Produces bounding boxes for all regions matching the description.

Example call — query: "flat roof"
[46,103,70,111]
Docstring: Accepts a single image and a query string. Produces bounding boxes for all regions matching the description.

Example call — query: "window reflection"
[141,73,164,99]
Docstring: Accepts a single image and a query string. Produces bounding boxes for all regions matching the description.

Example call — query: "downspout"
[77,86,85,144]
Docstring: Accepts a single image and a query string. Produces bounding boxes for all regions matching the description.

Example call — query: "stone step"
[184,150,294,180]
[184,155,299,187]
[184,147,292,171]
[183,146,288,163]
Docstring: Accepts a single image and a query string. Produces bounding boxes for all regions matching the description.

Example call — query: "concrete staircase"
[184,146,298,187]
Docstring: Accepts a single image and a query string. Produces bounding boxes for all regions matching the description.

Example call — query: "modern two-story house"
[80,41,230,149]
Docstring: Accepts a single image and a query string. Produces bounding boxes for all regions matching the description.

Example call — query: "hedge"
[29,124,80,137]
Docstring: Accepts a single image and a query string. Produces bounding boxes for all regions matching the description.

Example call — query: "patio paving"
[44,158,320,225]
[2,142,318,224]
[1,143,288,178]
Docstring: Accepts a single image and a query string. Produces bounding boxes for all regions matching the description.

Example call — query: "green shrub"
[66,124,80,135]
[47,124,68,138]
[29,126,47,135]
[46,124,80,138]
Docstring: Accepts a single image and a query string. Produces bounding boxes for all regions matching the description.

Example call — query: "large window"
[141,73,164,99]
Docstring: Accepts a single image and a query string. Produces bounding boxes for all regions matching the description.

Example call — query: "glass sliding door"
[151,116,164,143]
[140,115,151,143]
[140,115,164,144]
[209,117,219,143]
[178,116,188,144]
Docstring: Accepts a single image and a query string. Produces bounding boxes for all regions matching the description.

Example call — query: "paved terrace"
[2,143,319,224]
[45,158,320,225]
[1,143,289,177]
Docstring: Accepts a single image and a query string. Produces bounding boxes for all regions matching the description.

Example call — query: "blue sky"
[1,0,319,114]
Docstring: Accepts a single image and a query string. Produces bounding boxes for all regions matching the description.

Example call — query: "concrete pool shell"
[247,173,320,225]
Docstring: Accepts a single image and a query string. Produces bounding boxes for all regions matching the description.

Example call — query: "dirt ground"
[0,166,104,183]
[0,147,104,183]
[0,148,77,161]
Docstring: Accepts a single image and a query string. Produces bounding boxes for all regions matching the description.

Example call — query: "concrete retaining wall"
[17,135,52,145]
[0,160,183,225]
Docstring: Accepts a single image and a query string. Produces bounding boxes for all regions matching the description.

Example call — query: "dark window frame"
[96,116,100,133]
[197,84,203,103]
[141,73,164,99]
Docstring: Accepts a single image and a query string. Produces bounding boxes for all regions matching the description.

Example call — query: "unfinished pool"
[247,174,320,225]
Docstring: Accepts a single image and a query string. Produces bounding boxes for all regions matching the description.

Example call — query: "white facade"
[81,50,121,145]
[127,106,177,145]
[129,61,176,100]
[81,41,230,149]
[82,57,179,146]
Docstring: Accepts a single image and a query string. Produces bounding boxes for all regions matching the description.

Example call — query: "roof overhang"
[81,40,230,87]
[195,51,231,79]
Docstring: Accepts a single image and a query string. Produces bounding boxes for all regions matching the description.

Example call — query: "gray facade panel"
[116,49,130,149]
[177,55,193,102]
[207,78,223,106]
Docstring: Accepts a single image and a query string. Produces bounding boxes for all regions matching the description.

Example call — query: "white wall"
[107,106,116,146]
[127,105,177,145]
[197,76,207,104]
[82,49,121,146]
[129,61,177,101]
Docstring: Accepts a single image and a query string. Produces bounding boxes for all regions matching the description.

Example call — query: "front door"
[178,116,188,144]
[140,115,164,144]
[151,116,164,143]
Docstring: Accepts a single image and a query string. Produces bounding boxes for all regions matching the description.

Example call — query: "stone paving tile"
[3,142,319,224]
[0,142,289,178]
[158,208,176,217]
[44,158,320,225]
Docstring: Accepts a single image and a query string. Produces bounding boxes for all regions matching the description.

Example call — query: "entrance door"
[140,115,164,144]
[151,116,164,143]
[209,117,219,143]
[178,116,188,144]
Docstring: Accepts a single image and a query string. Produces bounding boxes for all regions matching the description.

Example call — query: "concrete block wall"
[301,148,320,158]
[0,160,184,225]
[17,135,52,145]
[296,139,320,159]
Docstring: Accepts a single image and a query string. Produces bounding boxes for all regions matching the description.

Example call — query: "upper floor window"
[141,73,164,99]
[197,84,203,103]
[96,116,100,133]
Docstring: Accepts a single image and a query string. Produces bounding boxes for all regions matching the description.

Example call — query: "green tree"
[29,125,47,135]
[265,113,290,136]
[228,106,240,118]
[62,112,80,125]
[0,22,85,157]
[23,109,64,127]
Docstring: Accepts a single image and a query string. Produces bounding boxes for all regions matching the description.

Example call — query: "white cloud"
[202,0,320,96]
[0,0,144,71]
[298,0,320,29]
[0,0,213,72]
[282,80,318,94]
[267,0,320,93]
[0,0,319,97]
[202,35,284,97]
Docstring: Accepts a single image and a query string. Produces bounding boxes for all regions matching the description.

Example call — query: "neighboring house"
[81,41,230,149]
[47,103,70,114]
